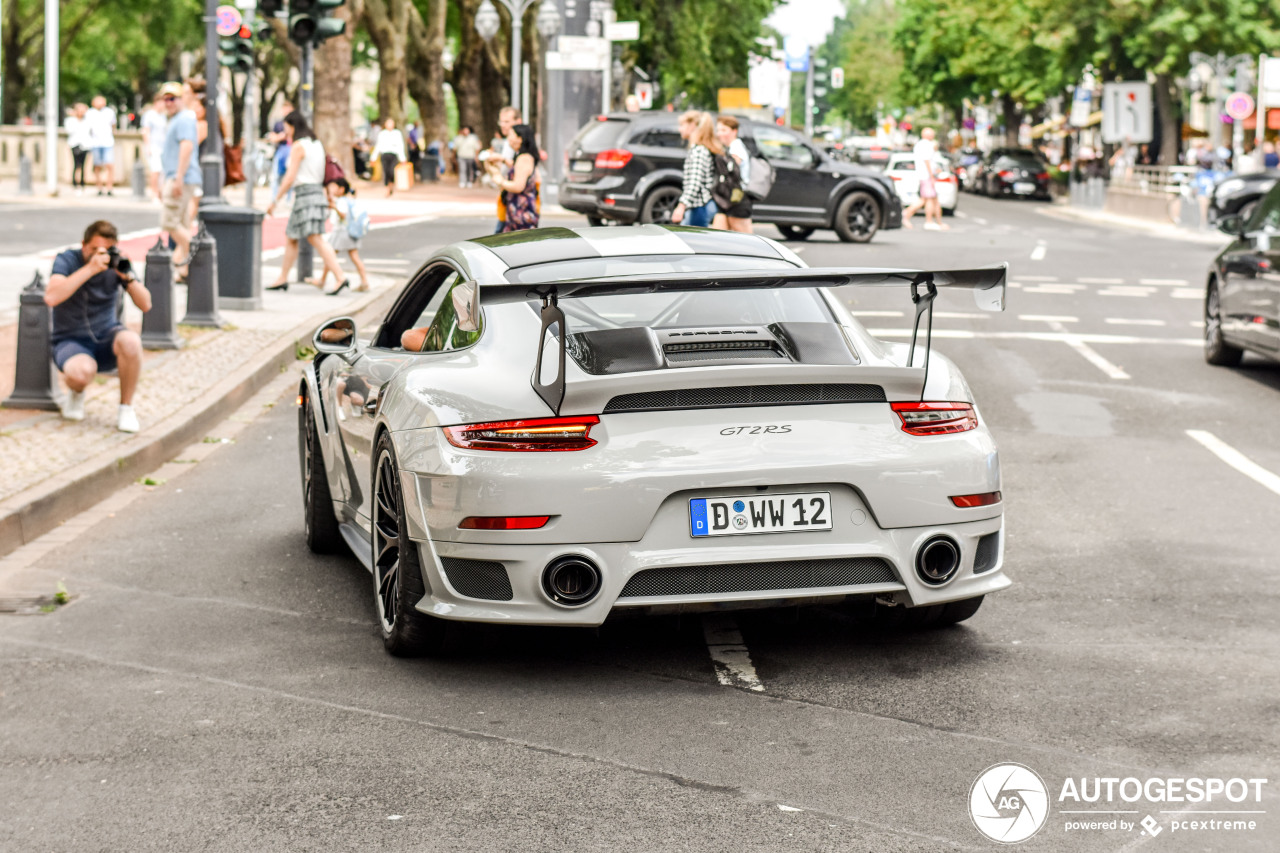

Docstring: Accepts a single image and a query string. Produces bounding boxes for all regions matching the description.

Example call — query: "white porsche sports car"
[298,225,1010,656]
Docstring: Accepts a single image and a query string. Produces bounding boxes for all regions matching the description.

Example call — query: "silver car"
[298,225,1010,656]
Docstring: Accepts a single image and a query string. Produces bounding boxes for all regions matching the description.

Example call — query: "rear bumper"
[558,180,641,223]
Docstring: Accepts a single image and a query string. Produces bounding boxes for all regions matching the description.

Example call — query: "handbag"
[744,155,774,201]
[223,142,245,186]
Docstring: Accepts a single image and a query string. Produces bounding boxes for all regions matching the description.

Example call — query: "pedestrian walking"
[1263,141,1279,170]
[406,122,422,177]
[65,103,92,195]
[670,111,720,227]
[140,93,168,200]
[901,128,948,231]
[715,116,753,233]
[453,126,481,187]
[268,100,294,201]
[492,123,541,232]
[158,81,202,282]
[373,118,407,196]
[309,178,372,294]
[265,111,349,293]
[85,95,117,196]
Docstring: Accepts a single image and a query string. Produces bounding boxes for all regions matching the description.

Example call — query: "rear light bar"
[998,170,1015,179]
[594,149,633,169]
[950,491,1002,508]
[459,516,551,530]
[1036,171,1050,180]
[443,416,600,452]
[890,402,978,435]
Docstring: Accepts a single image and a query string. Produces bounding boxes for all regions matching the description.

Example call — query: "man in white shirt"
[140,93,169,201]
[85,95,117,196]
[902,128,947,231]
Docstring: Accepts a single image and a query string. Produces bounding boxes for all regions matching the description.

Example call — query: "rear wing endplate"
[507,265,1008,415]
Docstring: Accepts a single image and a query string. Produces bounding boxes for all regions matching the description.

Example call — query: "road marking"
[1018,275,1059,282]
[1047,320,1130,379]
[1079,276,1125,284]
[955,211,969,219]
[1024,284,1086,294]
[1019,314,1078,323]
[1186,430,1280,497]
[703,614,765,692]
[1171,288,1203,299]
[974,216,989,225]
[1098,286,1157,297]
[1139,278,1188,285]
[1105,318,1165,326]
[849,310,905,317]
[1030,241,1047,261]
[934,311,989,319]
[1189,320,1204,327]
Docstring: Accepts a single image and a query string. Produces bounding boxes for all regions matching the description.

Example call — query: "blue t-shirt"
[1266,152,1280,169]
[162,109,201,185]
[50,248,123,343]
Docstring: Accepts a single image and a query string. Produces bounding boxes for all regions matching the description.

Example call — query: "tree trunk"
[1001,93,1020,147]
[314,0,361,176]
[2,1,33,124]
[362,0,409,128]
[449,0,508,143]
[406,0,447,149]
[1155,72,1180,166]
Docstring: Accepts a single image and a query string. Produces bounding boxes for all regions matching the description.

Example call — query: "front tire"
[640,186,681,224]
[833,191,881,243]
[775,224,815,241]
[586,215,606,227]
[1204,277,1244,366]
[299,387,343,555]
[372,433,449,656]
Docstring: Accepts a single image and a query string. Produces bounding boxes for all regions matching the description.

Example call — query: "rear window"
[630,128,684,149]
[995,155,1043,169]
[572,118,630,152]
[566,288,832,334]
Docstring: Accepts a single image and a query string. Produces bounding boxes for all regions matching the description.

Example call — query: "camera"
[106,246,133,280]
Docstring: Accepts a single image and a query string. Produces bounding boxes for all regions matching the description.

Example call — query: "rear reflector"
[594,149,633,169]
[890,402,978,435]
[459,516,551,530]
[443,416,600,451]
[950,491,1002,508]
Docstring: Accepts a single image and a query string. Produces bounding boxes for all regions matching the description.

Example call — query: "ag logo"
[969,763,1049,843]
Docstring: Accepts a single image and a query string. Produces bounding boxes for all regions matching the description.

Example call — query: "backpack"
[744,155,774,200]
[344,199,370,240]
[324,154,345,185]
[711,151,744,208]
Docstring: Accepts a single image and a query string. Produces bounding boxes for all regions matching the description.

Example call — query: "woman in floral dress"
[495,123,541,232]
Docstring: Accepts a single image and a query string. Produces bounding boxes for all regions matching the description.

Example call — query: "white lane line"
[974,216,989,225]
[934,311,989,319]
[1098,286,1157,297]
[1024,284,1086,294]
[1105,318,1165,326]
[1171,288,1203,299]
[1048,320,1130,380]
[1140,278,1189,285]
[849,310,905,317]
[1189,320,1204,327]
[1019,314,1078,323]
[790,245,807,254]
[955,211,969,219]
[1018,275,1060,282]
[1186,430,1280,497]
[703,614,765,692]
[1079,276,1125,284]
[1030,241,1047,261]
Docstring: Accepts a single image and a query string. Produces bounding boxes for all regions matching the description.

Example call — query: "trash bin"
[200,204,266,311]
[420,154,439,182]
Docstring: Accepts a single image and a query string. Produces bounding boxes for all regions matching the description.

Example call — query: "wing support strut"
[531,289,567,416]
[907,275,937,400]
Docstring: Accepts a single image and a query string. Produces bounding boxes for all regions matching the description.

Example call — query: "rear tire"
[372,432,450,657]
[942,206,956,217]
[1204,277,1244,367]
[298,387,343,555]
[640,186,681,224]
[775,224,815,241]
[586,215,606,227]
[833,191,881,243]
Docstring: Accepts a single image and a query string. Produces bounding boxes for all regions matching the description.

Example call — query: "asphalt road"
[2,197,1277,852]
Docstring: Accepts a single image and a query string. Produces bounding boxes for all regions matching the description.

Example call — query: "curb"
[0,286,400,559]
[1035,205,1228,247]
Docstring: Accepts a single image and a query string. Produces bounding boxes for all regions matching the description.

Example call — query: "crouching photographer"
[44,220,152,433]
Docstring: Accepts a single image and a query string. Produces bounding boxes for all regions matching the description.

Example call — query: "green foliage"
[614,0,782,109]
[823,0,902,129]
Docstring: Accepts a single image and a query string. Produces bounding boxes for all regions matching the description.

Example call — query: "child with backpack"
[312,177,371,294]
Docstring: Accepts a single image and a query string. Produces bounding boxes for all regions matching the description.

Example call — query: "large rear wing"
[474,264,1008,415]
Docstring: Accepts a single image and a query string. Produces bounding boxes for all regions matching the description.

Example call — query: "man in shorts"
[85,95,117,196]
[902,127,948,231]
[159,80,202,278]
[45,221,152,432]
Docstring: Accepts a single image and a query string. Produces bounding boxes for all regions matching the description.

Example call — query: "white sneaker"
[117,404,140,434]
[62,390,86,421]
[923,222,942,231]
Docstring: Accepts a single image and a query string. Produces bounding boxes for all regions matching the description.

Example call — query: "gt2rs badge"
[720,425,792,435]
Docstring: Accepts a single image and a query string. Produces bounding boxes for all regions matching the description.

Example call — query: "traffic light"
[219,24,254,74]
[259,0,285,16]
[288,0,346,45]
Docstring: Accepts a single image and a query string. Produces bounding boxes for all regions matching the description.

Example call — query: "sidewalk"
[1036,201,1230,247]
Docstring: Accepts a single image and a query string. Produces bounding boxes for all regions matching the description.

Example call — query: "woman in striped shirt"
[671,111,722,228]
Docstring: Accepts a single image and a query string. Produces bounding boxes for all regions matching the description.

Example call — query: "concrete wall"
[0,126,145,185]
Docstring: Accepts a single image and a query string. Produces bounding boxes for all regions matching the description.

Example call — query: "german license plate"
[690,492,832,537]
[571,160,594,172]
[1014,181,1035,194]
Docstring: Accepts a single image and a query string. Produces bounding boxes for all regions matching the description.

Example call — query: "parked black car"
[975,148,1051,200]
[1204,180,1280,367]
[1209,170,1280,224]
[558,113,903,243]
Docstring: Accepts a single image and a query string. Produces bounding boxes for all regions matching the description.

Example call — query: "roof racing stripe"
[569,223,695,257]
[472,227,601,268]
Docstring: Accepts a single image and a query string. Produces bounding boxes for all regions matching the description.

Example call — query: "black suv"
[558,113,903,243]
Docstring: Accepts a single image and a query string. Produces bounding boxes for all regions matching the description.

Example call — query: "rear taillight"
[950,491,1002,508]
[1036,171,1049,180]
[890,402,978,436]
[998,170,1015,180]
[443,416,600,452]
[594,149,632,169]
[459,516,551,530]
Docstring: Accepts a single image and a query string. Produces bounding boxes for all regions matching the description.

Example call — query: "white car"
[886,152,959,216]
[298,225,1009,656]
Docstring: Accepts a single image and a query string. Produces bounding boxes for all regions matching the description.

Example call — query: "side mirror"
[314,317,357,354]
[452,280,479,333]
[1217,214,1246,237]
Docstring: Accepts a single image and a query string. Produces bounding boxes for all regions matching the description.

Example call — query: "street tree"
[824,0,902,130]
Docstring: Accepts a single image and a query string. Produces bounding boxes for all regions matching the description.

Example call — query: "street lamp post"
[476,0,558,115]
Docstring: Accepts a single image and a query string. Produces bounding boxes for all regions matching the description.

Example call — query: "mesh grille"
[973,532,1000,574]
[603,383,886,414]
[664,349,786,363]
[618,557,898,599]
[440,557,513,601]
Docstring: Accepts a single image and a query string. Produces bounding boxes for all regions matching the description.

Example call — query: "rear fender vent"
[973,532,1000,574]
[440,557,514,601]
[602,383,886,414]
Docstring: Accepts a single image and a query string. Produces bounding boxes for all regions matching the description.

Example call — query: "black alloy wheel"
[586,215,607,226]
[1204,277,1244,367]
[299,388,342,554]
[834,191,880,243]
[371,434,448,656]
[775,224,815,241]
[640,186,681,224]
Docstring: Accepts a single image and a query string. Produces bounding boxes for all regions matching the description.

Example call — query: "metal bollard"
[18,154,33,196]
[141,237,184,349]
[2,273,60,411]
[296,238,314,283]
[180,222,224,328]
[131,159,148,201]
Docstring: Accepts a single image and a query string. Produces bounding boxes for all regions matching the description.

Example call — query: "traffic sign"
[783,36,809,72]
[605,20,639,41]
[1069,85,1092,126]
[1101,81,1152,143]
[830,67,844,89]
[634,82,652,110]
[1225,91,1255,121]
[215,4,243,36]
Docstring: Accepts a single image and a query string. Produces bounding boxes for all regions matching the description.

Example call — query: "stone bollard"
[141,237,184,349]
[131,159,148,200]
[180,223,224,328]
[2,273,60,411]
[18,154,33,196]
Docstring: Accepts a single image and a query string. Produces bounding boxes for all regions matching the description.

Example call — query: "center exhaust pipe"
[542,556,602,606]
[916,536,961,586]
